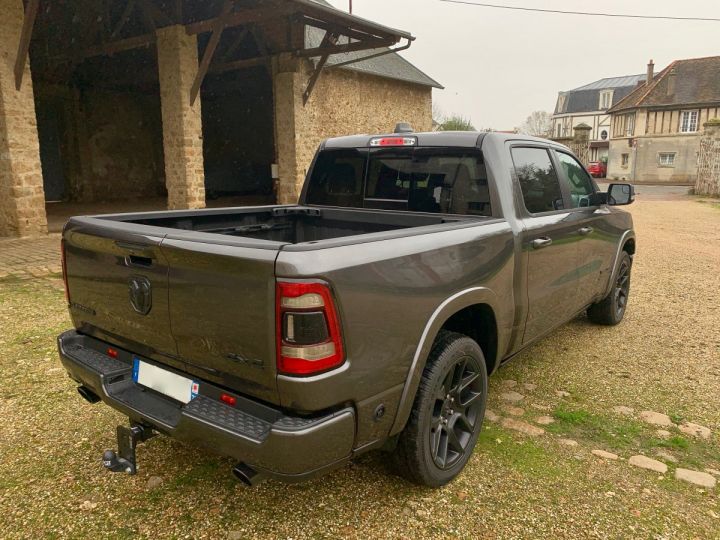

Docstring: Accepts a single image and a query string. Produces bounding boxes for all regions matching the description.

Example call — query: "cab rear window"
[305,148,492,216]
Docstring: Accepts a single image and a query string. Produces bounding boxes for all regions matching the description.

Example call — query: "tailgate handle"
[115,240,156,263]
[126,255,153,268]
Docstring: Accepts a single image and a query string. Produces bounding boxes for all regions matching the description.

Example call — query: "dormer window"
[599,90,614,110]
[557,94,567,113]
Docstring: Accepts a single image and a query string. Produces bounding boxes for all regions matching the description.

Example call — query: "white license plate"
[132,358,199,404]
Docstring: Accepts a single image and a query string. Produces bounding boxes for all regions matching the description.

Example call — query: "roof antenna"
[394,122,414,133]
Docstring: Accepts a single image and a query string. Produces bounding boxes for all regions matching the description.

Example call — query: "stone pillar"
[0,0,48,237]
[156,25,205,210]
[695,118,720,197]
[572,123,592,143]
[273,54,305,205]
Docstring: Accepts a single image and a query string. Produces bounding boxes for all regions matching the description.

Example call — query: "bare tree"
[520,111,553,138]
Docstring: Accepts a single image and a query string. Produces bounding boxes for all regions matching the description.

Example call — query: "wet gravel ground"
[1,193,718,539]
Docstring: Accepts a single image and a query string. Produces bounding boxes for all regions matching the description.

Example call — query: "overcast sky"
[325,0,720,129]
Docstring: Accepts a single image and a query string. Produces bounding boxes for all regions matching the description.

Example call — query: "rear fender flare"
[389,287,500,436]
[601,230,636,298]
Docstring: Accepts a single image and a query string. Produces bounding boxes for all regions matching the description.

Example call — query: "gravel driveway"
[1,192,718,539]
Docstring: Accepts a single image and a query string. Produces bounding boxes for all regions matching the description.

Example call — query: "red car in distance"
[587,161,607,178]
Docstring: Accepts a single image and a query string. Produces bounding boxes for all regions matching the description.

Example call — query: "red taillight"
[276,281,344,376]
[220,393,237,407]
[107,348,118,358]
[61,238,70,304]
[369,136,417,147]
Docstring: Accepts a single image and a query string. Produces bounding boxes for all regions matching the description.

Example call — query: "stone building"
[0,0,441,237]
[607,56,720,184]
[551,72,646,162]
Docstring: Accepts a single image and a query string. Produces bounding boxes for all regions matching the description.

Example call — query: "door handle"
[531,237,553,249]
[578,227,594,236]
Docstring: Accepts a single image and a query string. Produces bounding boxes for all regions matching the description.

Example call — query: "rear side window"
[304,149,365,208]
[306,148,492,216]
[511,147,564,214]
[556,152,595,208]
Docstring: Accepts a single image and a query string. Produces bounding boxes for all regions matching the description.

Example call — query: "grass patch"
[475,424,568,479]
[546,406,644,450]
[658,435,689,450]
[553,408,590,425]
[544,406,720,470]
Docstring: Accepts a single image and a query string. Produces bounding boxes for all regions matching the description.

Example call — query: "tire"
[393,331,488,487]
[587,251,632,325]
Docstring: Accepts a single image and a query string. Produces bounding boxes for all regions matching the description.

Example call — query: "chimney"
[646,59,654,85]
[667,67,677,96]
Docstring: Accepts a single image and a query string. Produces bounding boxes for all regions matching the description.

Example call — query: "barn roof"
[307,1,443,89]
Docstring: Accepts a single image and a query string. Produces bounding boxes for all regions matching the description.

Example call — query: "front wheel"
[588,251,632,325]
[393,331,488,487]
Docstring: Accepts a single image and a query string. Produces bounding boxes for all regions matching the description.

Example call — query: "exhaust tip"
[77,385,101,404]
[232,463,263,487]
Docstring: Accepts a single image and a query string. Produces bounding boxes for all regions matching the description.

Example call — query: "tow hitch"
[102,423,156,475]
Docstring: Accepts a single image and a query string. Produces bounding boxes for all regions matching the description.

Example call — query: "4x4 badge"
[128,276,152,315]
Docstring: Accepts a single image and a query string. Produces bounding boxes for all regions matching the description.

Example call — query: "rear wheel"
[588,251,632,325]
[394,331,487,487]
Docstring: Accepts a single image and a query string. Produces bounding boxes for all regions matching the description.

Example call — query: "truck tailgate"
[63,222,179,368]
[160,237,281,404]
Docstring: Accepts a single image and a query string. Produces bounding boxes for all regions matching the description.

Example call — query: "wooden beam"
[209,56,269,74]
[140,1,174,26]
[138,3,157,32]
[185,4,294,35]
[189,0,234,106]
[303,31,338,105]
[14,0,40,90]
[299,16,387,43]
[83,33,156,58]
[297,37,396,58]
[220,27,249,63]
[111,0,136,38]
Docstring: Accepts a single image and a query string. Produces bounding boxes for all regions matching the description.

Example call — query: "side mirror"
[607,183,635,206]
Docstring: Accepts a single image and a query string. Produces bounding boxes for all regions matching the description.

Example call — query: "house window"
[613,113,636,137]
[680,110,699,133]
[599,90,614,110]
[621,153,629,168]
[625,114,635,137]
[658,152,676,167]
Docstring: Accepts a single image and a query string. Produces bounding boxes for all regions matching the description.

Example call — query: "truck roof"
[322,130,566,150]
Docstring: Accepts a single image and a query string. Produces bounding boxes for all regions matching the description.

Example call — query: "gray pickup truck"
[58,130,635,487]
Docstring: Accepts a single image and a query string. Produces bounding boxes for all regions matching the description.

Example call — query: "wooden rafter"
[14,0,40,90]
[185,4,295,35]
[111,0,136,38]
[299,16,387,43]
[210,55,269,74]
[303,31,338,105]
[189,0,234,106]
[297,37,397,58]
[84,33,156,59]
[220,27,250,63]
[140,1,173,27]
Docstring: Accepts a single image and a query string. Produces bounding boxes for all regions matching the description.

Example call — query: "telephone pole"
[349,0,353,13]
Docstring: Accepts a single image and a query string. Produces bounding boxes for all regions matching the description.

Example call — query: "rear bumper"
[57,330,355,481]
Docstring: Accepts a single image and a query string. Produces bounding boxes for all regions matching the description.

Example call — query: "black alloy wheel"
[429,355,484,469]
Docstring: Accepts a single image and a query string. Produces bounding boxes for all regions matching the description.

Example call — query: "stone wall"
[0,0,47,236]
[274,58,433,204]
[34,84,166,203]
[607,134,700,184]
